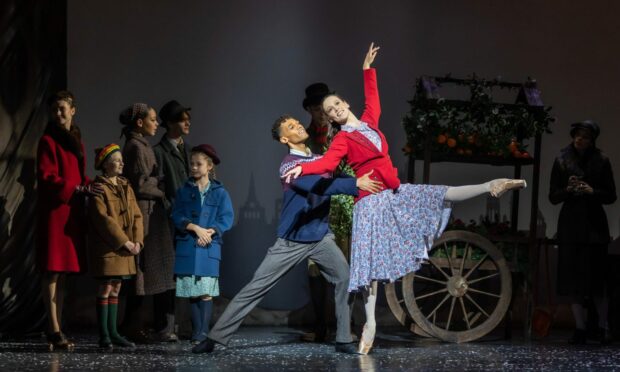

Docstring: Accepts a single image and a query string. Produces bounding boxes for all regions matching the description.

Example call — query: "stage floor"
[1,327,619,371]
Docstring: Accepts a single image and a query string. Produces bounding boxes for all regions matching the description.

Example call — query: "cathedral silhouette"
[219,173,309,310]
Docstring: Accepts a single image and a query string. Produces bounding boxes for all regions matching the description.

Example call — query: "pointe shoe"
[357,323,376,355]
[489,179,527,198]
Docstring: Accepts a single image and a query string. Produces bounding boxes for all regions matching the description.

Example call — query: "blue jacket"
[278,153,358,242]
[172,179,234,277]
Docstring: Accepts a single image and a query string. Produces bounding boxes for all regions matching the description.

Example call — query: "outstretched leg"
[444,179,526,202]
[195,239,311,352]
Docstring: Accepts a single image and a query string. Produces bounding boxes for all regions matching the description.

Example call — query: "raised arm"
[360,43,381,128]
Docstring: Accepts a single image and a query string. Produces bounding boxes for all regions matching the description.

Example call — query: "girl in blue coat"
[172,144,234,343]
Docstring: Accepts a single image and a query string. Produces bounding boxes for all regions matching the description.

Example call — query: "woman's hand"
[133,242,142,255]
[576,181,594,195]
[356,170,383,193]
[363,42,380,70]
[283,165,303,183]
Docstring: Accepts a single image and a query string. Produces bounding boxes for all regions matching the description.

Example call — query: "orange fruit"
[512,150,522,158]
[508,142,518,153]
[437,134,447,144]
[521,151,531,158]
[464,149,473,156]
[456,148,465,155]
[467,135,475,144]
[447,138,457,148]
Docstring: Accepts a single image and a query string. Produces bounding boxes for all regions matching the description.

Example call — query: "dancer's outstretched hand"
[356,170,383,193]
[363,42,380,70]
[283,165,303,183]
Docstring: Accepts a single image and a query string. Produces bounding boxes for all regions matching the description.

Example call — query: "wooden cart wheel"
[403,230,512,343]
[384,279,432,337]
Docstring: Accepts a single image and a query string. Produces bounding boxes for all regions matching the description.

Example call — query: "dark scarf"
[558,143,605,178]
[44,121,85,171]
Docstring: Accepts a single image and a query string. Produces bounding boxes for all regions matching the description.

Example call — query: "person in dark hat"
[142,100,192,342]
[304,83,337,155]
[154,100,192,205]
[301,82,346,343]
[550,119,616,344]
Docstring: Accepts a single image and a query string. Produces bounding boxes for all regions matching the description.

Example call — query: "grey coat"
[123,132,175,295]
[153,136,190,204]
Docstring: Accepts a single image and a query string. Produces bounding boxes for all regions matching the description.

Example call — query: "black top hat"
[191,144,220,165]
[302,82,332,109]
[570,120,600,140]
[159,100,191,128]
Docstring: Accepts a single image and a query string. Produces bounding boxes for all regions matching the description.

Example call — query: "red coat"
[301,68,400,202]
[36,123,90,272]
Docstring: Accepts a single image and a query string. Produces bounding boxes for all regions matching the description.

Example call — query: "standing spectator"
[172,144,233,344]
[549,120,617,344]
[120,103,177,342]
[88,144,143,349]
[154,100,192,205]
[37,90,102,351]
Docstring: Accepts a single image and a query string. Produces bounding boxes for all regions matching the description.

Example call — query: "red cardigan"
[301,68,400,202]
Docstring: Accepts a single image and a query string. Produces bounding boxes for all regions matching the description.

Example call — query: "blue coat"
[172,179,234,277]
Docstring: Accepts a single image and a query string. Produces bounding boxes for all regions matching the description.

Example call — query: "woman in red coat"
[37,91,102,350]
[284,44,526,354]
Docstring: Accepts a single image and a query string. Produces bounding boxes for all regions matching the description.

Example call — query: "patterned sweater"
[277,153,358,242]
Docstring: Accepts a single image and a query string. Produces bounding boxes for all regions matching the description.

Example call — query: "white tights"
[444,182,492,202]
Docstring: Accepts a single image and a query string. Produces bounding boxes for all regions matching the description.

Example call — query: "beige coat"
[88,175,144,277]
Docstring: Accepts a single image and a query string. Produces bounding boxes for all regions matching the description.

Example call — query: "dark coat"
[123,132,175,295]
[88,176,144,277]
[36,122,90,272]
[549,144,616,296]
[153,136,190,204]
[172,179,234,277]
[549,144,616,245]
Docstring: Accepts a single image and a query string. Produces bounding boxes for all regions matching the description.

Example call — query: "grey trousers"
[208,234,352,345]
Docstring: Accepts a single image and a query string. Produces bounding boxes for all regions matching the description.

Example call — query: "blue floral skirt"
[176,275,219,298]
[348,184,452,292]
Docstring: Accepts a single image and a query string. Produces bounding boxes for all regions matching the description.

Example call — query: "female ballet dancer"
[284,43,526,354]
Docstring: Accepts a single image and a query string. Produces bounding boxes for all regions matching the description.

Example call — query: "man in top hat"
[303,83,336,155]
[301,82,355,343]
[154,100,192,206]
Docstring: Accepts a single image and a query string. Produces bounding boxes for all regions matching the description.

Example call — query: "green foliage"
[402,76,554,158]
[329,161,355,241]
